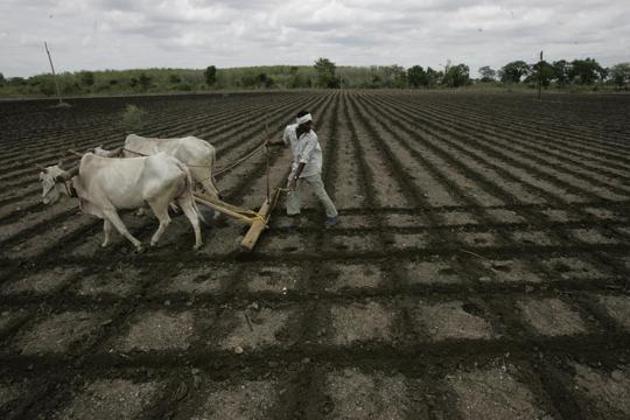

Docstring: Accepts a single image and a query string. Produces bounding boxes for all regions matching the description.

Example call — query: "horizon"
[2,59,626,80]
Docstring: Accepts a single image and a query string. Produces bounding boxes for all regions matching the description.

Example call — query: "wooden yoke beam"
[193,193,256,225]
[194,190,280,251]
[240,188,280,251]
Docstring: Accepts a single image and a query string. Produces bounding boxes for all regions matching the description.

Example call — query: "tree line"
[316,57,630,90]
[1,57,629,97]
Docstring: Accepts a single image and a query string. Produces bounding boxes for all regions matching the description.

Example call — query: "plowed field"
[1,90,630,419]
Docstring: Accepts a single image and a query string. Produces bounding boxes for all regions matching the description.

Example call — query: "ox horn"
[68,149,83,158]
[35,164,47,171]
[54,165,79,182]
[66,166,80,178]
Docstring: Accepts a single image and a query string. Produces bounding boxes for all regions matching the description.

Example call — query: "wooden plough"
[195,122,284,251]
[194,188,281,251]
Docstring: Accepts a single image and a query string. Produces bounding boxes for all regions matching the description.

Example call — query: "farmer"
[271,110,338,227]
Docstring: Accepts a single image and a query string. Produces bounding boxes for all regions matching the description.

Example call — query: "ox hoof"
[134,245,146,254]
[101,242,110,248]
[193,243,203,251]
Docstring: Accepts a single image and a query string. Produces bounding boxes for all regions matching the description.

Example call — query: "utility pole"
[538,50,543,100]
[44,41,64,106]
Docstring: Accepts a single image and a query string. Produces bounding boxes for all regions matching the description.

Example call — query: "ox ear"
[35,164,47,172]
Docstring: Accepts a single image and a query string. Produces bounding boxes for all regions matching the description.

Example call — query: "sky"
[1,0,629,77]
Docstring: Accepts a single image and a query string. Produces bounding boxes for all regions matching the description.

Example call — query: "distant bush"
[80,71,95,87]
[121,104,146,132]
[7,77,26,87]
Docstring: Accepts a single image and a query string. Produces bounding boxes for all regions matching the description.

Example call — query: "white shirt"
[282,123,323,178]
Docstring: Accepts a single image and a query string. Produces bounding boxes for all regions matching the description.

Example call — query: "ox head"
[38,162,74,205]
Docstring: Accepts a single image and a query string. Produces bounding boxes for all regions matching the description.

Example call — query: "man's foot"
[279,214,301,231]
[324,216,338,228]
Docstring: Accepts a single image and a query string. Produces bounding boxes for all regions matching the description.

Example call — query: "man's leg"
[304,174,338,218]
[286,179,303,216]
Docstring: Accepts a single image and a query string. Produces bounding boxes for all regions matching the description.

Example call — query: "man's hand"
[287,178,297,191]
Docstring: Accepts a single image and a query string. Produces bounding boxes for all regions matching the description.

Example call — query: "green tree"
[28,74,56,96]
[138,72,152,91]
[610,63,630,88]
[370,74,382,88]
[8,77,26,86]
[394,65,408,88]
[425,67,442,88]
[528,60,555,87]
[169,74,181,84]
[381,65,406,88]
[205,65,217,86]
[257,72,274,88]
[442,63,470,87]
[478,66,496,82]
[79,71,95,86]
[288,66,298,88]
[0,72,5,86]
[407,65,427,88]
[314,57,339,88]
[552,60,570,86]
[569,58,603,84]
[499,60,530,83]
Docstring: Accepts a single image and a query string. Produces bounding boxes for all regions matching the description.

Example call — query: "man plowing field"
[271,110,338,227]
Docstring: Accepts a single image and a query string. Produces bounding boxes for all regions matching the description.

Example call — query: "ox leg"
[103,209,143,251]
[148,202,171,247]
[101,219,113,247]
[177,195,203,250]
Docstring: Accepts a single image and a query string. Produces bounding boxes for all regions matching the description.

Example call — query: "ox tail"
[205,145,221,201]
[176,160,209,225]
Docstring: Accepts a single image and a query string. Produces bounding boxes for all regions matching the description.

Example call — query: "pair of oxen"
[39,134,220,252]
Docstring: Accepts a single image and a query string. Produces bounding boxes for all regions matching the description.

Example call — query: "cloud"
[0,0,628,77]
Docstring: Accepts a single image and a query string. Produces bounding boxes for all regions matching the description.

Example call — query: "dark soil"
[1,90,630,419]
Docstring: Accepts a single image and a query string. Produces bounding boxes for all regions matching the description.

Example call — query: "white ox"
[97,134,221,200]
[39,152,203,252]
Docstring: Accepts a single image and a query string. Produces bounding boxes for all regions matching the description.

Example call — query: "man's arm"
[288,162,305,190]
[288,135,316,190]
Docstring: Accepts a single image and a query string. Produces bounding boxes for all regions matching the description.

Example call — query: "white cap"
[296,113,312,125]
